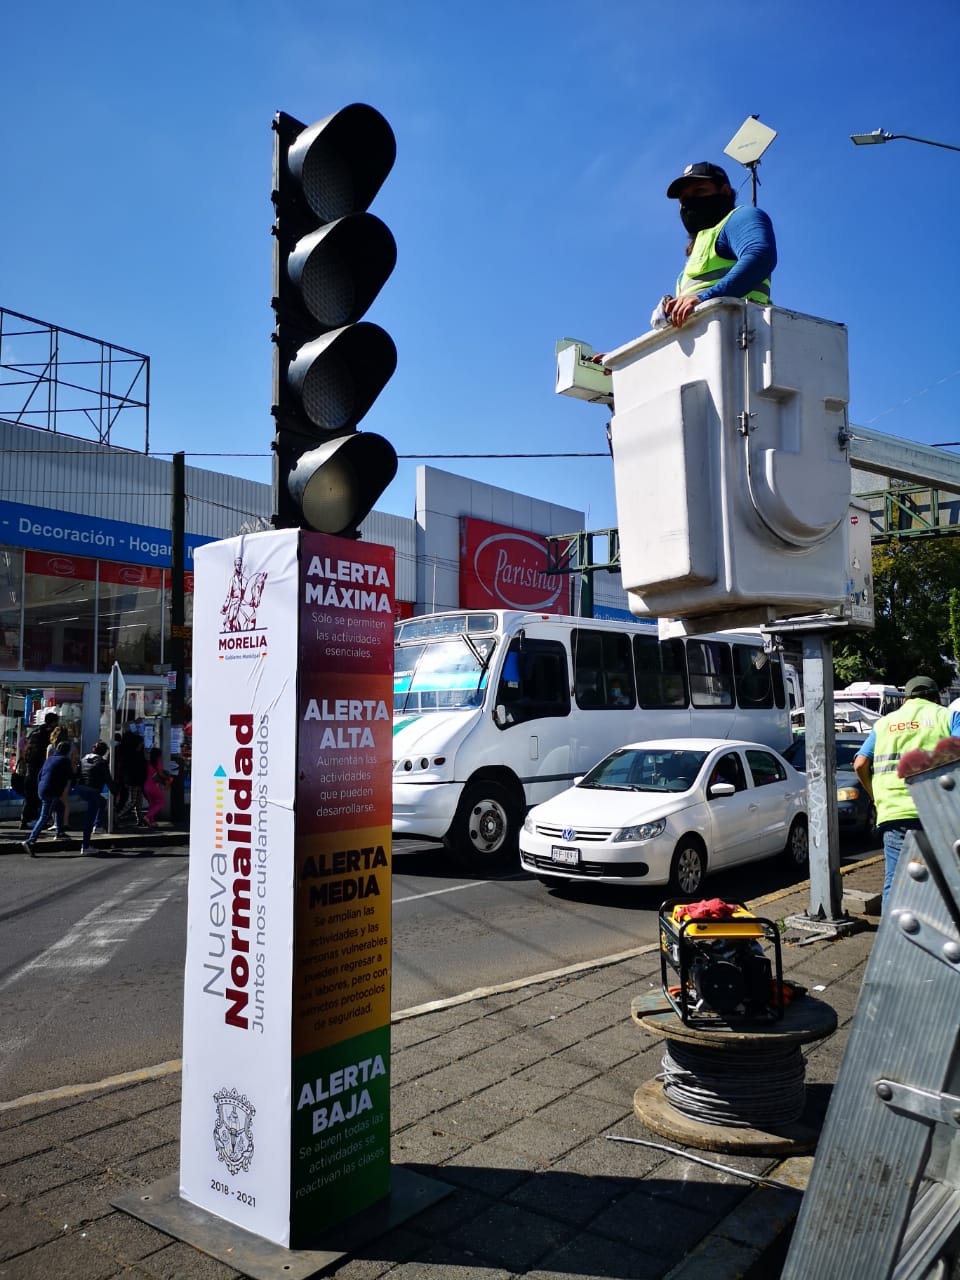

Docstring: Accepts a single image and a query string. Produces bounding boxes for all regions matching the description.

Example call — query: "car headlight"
[836,787,860,802]
[614,818,666,843]
[523,814,536,834]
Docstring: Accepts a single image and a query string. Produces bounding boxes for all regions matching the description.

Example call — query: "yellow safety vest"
[677,209,771,303]
[870,698,953,824]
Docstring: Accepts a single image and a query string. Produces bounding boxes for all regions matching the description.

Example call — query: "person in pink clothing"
[144,747,172,827]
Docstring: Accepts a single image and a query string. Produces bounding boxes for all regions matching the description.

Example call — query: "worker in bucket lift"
[657,161,777,330]
[590,160,777,365]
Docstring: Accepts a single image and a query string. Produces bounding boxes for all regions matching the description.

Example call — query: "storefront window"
[98,562,163,675]
[98,682,167,750]
[0,547,23,670]
[0,682,84,790]
[23,552,96,673]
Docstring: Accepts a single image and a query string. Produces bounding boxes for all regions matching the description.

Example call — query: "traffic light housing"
[272,105,398,535]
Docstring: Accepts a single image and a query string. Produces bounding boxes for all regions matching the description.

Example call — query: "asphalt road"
[0,833,879,1103]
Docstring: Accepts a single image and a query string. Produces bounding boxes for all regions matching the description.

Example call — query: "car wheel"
[445,781,519,873]
[783,816,809,869]
[669,838,706,896]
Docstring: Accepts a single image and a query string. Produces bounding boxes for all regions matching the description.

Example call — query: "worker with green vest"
[662,161,776,331]
[854,675,959,909]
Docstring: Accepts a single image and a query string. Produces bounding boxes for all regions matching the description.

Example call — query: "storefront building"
[0,418,629,806]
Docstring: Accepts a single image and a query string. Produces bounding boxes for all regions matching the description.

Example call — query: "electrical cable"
[659,1038,806,1129]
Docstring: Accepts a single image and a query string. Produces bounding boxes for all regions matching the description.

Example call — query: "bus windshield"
[394,634,498,714]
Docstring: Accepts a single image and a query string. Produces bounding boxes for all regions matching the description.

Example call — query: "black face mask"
[679,192,735,235]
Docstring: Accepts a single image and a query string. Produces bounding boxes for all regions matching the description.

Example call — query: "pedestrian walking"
[45,724,79,831]
[142,747,172,824]
[16,711,59,828]
[116,731,148,826]
[22,740,75,855]
[143,747,172,827]
[75,741,120,856]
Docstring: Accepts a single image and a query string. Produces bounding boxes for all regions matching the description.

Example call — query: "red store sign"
[459,517,568,614]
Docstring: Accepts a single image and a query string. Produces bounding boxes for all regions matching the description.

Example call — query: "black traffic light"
[271,105,398,535]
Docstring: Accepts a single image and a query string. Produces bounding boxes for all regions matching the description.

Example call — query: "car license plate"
[551,845,580,866]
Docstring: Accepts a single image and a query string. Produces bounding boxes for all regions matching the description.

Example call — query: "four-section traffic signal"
[271,105,398,535]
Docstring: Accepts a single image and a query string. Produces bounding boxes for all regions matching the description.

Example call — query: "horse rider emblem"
[221,556,267,633]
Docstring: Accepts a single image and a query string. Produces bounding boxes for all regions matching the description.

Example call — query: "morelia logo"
[220,555,267,656]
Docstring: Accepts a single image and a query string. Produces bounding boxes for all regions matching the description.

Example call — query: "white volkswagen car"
[519,738,807,896]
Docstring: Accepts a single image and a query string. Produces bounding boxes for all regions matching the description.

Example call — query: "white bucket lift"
[605,299,853,631]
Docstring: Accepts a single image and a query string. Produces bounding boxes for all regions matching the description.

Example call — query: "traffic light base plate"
[113,1167,453,1279]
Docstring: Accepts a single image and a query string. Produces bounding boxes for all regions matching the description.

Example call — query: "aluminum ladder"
[782,756,960,1279]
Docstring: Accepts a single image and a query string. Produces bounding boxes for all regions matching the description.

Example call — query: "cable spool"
[660,1038,806,1128]
[631,988,838,1155]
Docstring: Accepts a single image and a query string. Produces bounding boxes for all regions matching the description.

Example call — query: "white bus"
[393,610,791,871]
[834,682,905,723]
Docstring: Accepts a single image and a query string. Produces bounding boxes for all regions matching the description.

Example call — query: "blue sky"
[3,0,959,533]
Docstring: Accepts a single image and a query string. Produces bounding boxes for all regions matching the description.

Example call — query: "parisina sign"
[458,516,569,613]
[180,527,395,1247]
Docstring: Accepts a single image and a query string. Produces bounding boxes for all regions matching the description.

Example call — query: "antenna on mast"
[724,115,777,206]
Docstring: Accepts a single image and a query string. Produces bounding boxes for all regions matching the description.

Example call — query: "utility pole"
[169,451,186,823]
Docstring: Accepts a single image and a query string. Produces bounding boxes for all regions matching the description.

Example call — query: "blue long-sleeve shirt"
[692,206,777,303]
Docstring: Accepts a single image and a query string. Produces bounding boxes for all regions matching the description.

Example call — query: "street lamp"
[850,127,960,154]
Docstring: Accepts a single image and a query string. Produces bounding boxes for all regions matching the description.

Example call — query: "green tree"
[950,587,960,669]
[833,539,960,689]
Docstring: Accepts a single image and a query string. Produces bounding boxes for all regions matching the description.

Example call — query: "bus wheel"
[446,782,518,873]
[669,837,706,896]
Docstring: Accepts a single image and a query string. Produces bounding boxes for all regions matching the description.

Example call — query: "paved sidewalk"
[0,819,189,859]
[0,859,883,1280]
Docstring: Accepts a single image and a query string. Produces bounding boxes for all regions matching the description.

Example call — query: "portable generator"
[659,898,784,1027]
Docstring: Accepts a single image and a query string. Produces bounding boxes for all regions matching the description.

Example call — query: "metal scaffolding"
[0,306,149,450]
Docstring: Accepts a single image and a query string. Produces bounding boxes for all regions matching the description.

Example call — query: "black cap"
[667,162,731,198]
[904,675,940,699]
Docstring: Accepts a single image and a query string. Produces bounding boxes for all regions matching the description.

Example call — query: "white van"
[393,611,790,871]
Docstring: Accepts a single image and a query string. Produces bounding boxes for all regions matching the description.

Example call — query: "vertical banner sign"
[291,531,394,1232]
[179,528,395,1248]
